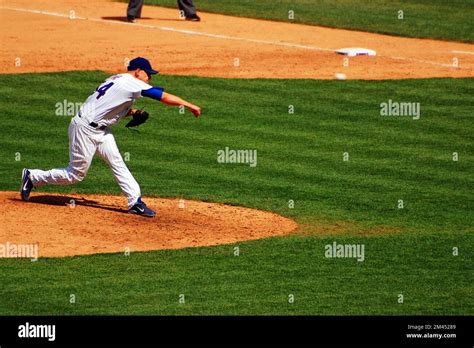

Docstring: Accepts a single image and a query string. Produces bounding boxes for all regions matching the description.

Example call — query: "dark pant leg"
[127,0,144,18]
[177,0,197,16]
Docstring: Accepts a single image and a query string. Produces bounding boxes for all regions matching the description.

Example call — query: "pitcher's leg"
[96,132,141,208]
[29,120,96,186]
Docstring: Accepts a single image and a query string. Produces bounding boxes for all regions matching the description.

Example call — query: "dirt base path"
[1,0,473,79]
[0,191,298,257]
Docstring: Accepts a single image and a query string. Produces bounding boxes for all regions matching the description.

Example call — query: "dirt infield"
[0,191,298,257]
[1,0,473,79]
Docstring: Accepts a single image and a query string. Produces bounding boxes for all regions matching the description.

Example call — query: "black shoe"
[128,197,156,217]
[185,14,201,22]
[127,15,136,23]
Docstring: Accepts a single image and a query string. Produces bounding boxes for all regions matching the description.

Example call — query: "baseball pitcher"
[20,57,201,217]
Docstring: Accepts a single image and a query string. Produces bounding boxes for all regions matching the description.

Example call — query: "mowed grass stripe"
[0,233,472,314]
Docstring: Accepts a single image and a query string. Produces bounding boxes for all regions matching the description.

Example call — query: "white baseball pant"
[29,116,141,208]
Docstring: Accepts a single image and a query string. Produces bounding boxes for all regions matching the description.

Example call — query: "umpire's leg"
[127,0,144,19]
[178,0,197,17]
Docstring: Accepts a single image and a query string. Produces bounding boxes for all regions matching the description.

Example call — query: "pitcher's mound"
[0,191,298,258]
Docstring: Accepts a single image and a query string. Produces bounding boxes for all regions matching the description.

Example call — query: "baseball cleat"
[128,197,156,217]
[185,14,201,22]
[20,168,34,201]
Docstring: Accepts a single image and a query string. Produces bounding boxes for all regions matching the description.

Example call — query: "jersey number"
[95,82,114,99]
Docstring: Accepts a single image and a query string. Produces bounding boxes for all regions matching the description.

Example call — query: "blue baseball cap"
[127,57,159,75]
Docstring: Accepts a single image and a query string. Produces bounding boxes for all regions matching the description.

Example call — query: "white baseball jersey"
[79,73,153,128]
[29,73,163,208]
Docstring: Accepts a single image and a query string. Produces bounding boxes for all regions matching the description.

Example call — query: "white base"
[336,47,377,57]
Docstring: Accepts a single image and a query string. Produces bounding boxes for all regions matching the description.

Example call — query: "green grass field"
[0,72,473,315]
[131,0,474,42]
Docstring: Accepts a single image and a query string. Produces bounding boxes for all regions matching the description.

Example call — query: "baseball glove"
[125,109,149,128]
